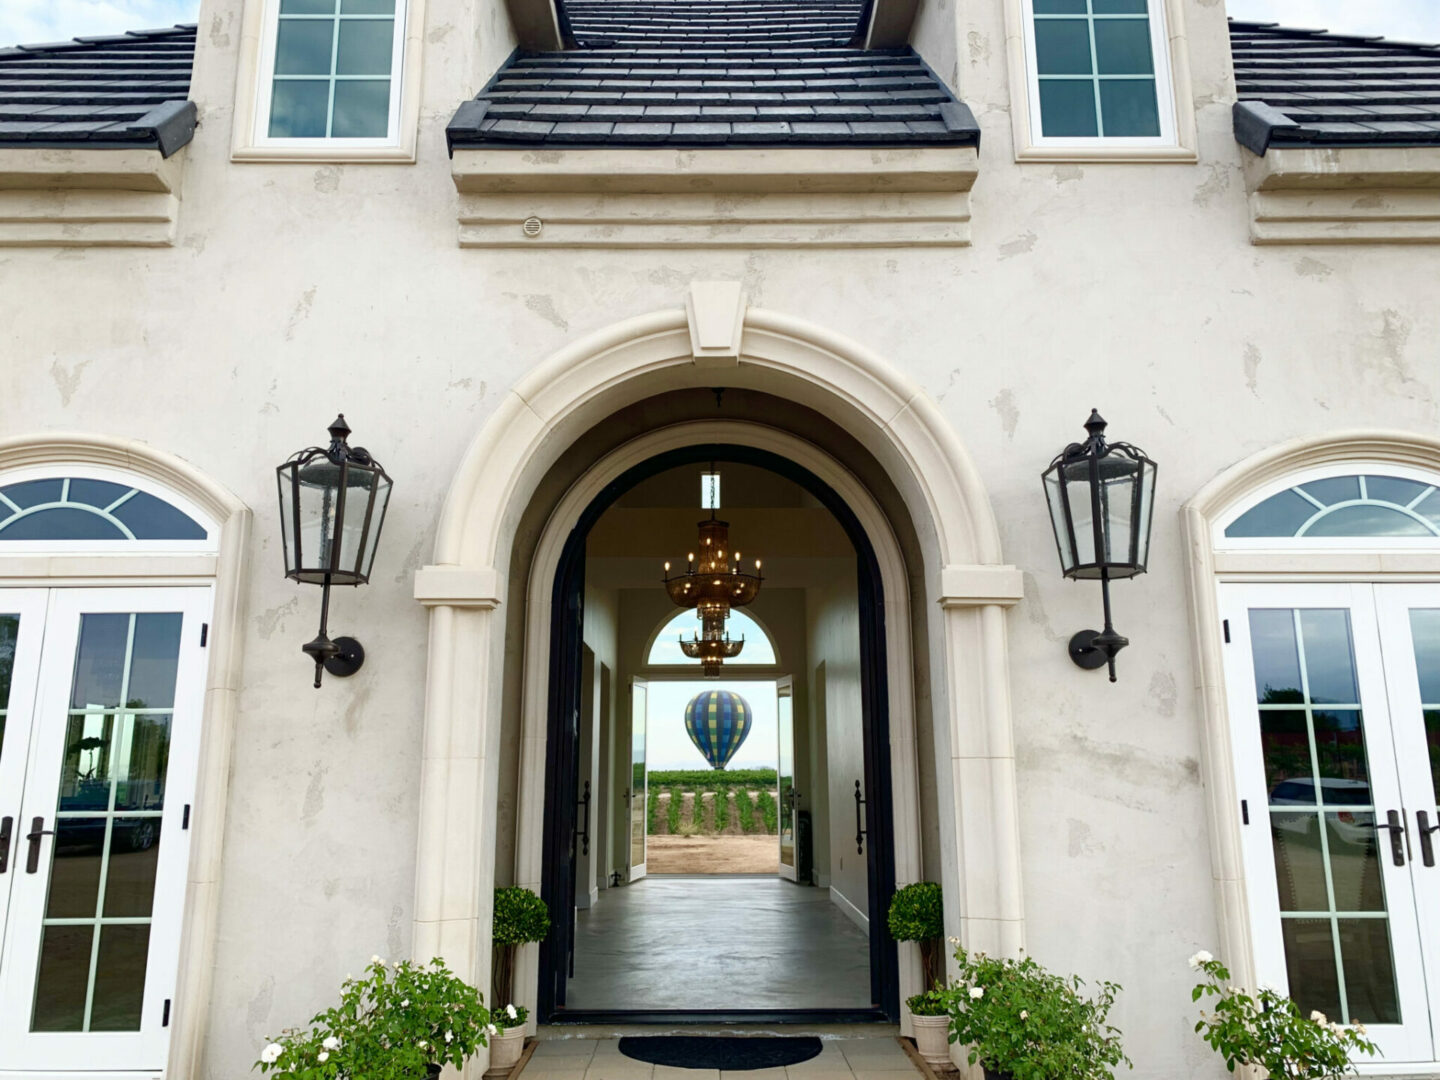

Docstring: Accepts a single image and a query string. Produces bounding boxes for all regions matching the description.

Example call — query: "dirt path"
[645,834,778,874]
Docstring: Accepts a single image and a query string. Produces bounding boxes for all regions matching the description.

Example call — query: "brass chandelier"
[662,492,763,677]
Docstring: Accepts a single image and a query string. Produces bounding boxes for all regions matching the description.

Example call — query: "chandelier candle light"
[662,470,763,678]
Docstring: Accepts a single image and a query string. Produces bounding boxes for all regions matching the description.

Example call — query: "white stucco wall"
[3,0,1439,1075]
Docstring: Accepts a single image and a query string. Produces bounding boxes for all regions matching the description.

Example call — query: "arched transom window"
[0,469,216,551]
[647,608,778,666]
[1218,467,1440,546]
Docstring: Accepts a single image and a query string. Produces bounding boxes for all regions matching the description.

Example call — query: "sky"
[3,0,1440,48]
[644,680,780,772]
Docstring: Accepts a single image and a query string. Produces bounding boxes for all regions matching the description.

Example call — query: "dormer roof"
[0,24,197,156]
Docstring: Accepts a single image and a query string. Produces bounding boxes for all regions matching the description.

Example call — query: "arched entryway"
[411,285,1024,1065]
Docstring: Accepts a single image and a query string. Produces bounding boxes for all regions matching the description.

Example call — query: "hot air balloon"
[684,688,752,770]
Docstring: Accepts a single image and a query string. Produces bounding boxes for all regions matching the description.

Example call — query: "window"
[1226,473,1440,540]
[0,477,207,542]
[258,0,406,143]
[1022,0,1176,145]
[647,609,778,666]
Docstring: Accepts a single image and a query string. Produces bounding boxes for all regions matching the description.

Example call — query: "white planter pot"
[911,1012,952,1067]
[484,1025,526,1077]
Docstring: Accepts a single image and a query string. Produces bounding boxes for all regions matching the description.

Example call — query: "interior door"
[776,676,798,882]
[1221,583,1430,1062]
[1375,583,1440,1057]
[0,587,210,1072]
[628,677,647,882]
[0,590,49,948]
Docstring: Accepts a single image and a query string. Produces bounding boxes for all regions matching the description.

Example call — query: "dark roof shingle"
[0,24,197,155]
[1231,20,1440,153]
[449,0,978,150]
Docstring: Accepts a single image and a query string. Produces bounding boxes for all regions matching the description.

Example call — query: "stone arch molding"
[1183,430,1440,997]
[0,431,251,1080]
[411,283,1024,1065]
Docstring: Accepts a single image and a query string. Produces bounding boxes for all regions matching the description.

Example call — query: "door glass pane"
[0,613,18,765]
[630,686,646,868]
[1407,610,1440,802]
[1250,607,1400,1025]
[778,690,795,868]
[32,611,182,1033]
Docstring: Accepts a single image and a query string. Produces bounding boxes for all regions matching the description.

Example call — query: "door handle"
[575,780,591,858]
[1383,810,1408,868]
[853,780,867,855]
[1418,810,1440,868]
[0,816,11,874]
[25,816,55,874]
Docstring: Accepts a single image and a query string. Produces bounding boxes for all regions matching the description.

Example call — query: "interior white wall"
[580,587,618,906]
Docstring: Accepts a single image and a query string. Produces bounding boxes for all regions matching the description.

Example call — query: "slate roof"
[0,24,197,156]
[446,0,978,151]
[1231,20,1440,154]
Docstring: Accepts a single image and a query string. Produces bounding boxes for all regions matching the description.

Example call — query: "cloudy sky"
[3,0,1440,47]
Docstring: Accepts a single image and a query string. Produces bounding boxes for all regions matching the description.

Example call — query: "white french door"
[0,586,210,1074]
[628,677,647,883]
[776,676,797,883]
[1223,582,1440,1063]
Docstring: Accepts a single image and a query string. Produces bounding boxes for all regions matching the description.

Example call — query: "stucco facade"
[1,0,1438,1077]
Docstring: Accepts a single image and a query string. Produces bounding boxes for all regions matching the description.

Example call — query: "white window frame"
[0,465,219,556]
[1215,463,1440,554]
[232,0,425,163]
[1005,0,1196,162]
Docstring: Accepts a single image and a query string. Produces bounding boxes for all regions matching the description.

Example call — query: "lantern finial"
[1083,408,1106,439]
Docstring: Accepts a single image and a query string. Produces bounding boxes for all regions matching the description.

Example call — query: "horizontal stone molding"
[413,564,504,607]
[937,564,1025,606]
[451,146,978,248]
[0,147,185,247]
[1244,145,1440,244]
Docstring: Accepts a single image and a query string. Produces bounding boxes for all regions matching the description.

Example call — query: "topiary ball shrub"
[888,882,944,991]
[493,887,550,947]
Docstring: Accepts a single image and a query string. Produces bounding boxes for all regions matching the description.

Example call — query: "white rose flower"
[323,1036,341,1050]
[370,955,382,964]
[318,1051,330,1063]
[486,1024,499,1036]
[419,1041,428,1050]
[1311,1011,1328,1024]
[969,987,985,1000]
[445,1031,454,1044]
[506,1004,518,1020]
[1187,950,1214,970]
[1258,981,1278,995]
[401,1000,410,1008]
[1019,1010,1028,1020]
[261,1043,284,1064]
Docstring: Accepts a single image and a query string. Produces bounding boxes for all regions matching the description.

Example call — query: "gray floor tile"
[534,1040,601,1058]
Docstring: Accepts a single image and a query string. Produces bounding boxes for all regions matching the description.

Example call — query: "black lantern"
[277,415,392,688]
[1042,410,1156,682]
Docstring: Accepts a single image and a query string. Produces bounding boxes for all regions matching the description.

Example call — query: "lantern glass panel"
[278,467,300,573]
[358,472,392,581]
[1134,457,1156,569]
[296,458,345,580]
[1098,456,1138,566]
[1062,459,1098,569]
[329,463,384,582]
[1044,468,1076,574]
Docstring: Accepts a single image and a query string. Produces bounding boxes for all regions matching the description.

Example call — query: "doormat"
[618,1035,823,1070]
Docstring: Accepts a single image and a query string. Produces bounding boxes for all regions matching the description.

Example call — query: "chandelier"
[662,475,762,677]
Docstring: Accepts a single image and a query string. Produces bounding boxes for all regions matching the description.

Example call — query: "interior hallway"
[566,877,872,1011]
[520,1035,920,1080]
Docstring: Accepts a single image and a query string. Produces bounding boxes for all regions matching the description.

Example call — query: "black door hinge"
[1241,799,1249,825]
[1223,619,1231,643]
[163,999,171,1027]
[199,623,209,647]
[182,804,191,831]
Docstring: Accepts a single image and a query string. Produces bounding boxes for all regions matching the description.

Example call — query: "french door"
[1223,582,1440,1063]
[627,677,647,883]
[776,676,798,882]
[0,586,210,1074]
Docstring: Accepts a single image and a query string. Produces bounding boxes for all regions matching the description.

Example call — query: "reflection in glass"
[45,817,107,918]
[58,714,173,813]
[103,819,163,917]
[1338,919,1401,1025]
[1225,474,1440,539]
[126,613,182,709]
[1282,919,1343,1021]
[1299,610,1359,705]
[89,926,151,1031]
[1261,710,1310,798]
[630,686,646,869]
[0,613,17,764]
[31,925,93,1031]
[1311,711,1369,789]
[70,613,129,709]
[1271,813,1328,912]
[1250,609,1302,702]
[778,691,795,868]
[1325,813,1383,912]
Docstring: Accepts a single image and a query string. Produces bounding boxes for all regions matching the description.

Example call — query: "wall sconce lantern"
[276,415,392,688]
[1042,410,1156,683]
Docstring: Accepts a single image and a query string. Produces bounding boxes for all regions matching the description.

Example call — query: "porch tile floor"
[522,1037,921,1080]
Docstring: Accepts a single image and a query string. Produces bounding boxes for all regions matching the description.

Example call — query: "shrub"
[491,887,549,1008]
[756,788,777,833]
[944,947,1131,1080]
[1189,952,1377,1080]
[647,783,660,834]
[888,882,944,991]
[908,986,949,1017]
[715,788,732,832]
[648,768,777,787]
[667,787,682,833]
[736,789,756,832]
[256,957,489,1080]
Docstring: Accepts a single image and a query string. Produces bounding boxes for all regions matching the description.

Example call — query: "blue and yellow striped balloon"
[684,689,752,770]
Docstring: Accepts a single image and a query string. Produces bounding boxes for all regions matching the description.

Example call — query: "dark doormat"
[618,1035,823,1070]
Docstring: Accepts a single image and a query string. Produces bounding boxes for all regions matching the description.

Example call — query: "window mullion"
[325,0,342,139]
[1085,0,1104,138]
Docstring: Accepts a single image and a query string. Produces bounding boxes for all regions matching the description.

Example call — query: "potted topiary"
[488,886,551,1076]
[255,956,490,1080]
[1189,952,1378,1080]
[889,880,946,1051]
[907,985,953,1066]
[944,946,1131,1080]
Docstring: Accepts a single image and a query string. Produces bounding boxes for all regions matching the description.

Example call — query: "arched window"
[0,469,215,550]
[647,608,778,666]
[1218,467,1440,545]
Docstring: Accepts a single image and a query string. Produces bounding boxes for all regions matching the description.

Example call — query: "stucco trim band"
[1244,145,1440,244]
[450,146,979,247]
[0,148,186,247]
[0,432,251,1080]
